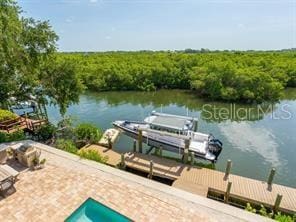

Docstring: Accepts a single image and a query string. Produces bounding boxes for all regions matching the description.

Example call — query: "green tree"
[0,0,83,114]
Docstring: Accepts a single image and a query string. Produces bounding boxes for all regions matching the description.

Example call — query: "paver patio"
[0,141,270,222]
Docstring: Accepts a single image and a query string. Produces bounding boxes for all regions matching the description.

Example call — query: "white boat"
[113,112,223,162]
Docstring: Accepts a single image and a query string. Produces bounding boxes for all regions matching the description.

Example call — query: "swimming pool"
[65,198,132,222]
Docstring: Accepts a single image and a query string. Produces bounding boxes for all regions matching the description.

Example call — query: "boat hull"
[113,121,221,162]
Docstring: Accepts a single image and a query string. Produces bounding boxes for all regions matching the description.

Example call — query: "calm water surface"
[47,89,296,188]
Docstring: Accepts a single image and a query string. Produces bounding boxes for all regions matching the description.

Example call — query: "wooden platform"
[124,153,184,180]
[123,153,296,214]
[77,147,296,214]
[0,117,46,134]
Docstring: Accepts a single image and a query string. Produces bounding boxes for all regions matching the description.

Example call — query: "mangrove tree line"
[58,51,296,103]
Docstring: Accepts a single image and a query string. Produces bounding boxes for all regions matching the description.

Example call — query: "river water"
[46,89,296,188]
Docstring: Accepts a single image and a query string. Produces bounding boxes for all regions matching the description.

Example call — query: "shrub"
[245,203,256,213]
[274,212,296,222]
[37,123,57,141]
[78,149,108,164]
[55,139,78,154]
[0,109,17,122]
[0,130,25,143]
[245,203,295,221]
[75,123,101,144]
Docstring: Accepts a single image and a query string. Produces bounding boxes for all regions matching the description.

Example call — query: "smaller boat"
[113,112,223,162]
[98,128,120,147]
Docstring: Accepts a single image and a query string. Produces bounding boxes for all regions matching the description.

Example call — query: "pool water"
[65,198,132,222]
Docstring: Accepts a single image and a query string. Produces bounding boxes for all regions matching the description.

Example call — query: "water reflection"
[86,90,277,122]
[219,122,282,168]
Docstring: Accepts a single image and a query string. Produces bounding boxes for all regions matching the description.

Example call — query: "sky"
[18,0,296,52]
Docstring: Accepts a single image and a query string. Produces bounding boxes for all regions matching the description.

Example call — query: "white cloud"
[65,18,73,23]
[105,36,111,40]
[89,0,98,3]
[65,16,75,23]
[237,23,245,29]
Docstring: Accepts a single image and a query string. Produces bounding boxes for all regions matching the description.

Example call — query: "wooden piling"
[138,129,143,153]
[24,112,29,129]
[148,160,154,179]
[183,139,190,163]
[133,139,137,152]
[193,119,198,132]
[120,153,125,169]
[225,181,232,203]
[159,145,163,157]
[267,168,276,186]
[190,152,194,165]
[273,194,283,212]
[107,137,112,149]
[225,160,232,179]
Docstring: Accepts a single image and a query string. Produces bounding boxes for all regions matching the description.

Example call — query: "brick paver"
[0,149,214,222]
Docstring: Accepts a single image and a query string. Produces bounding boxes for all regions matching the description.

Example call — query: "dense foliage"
[75,123,102,144]
[55,139,78,154]
[0,0,83,115]
[54,138,108,164]
[58,51,296,103]
[78,149,108,164]
[0,130,25,143]
[0,109,17,122]
[37,123,57,141]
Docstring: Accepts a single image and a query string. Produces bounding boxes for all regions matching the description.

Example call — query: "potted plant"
[32,156,46,170]
[39,158,46,168]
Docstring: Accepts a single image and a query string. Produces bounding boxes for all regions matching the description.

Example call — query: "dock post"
[193,119,198,132]
[120,153,125,169]
[159,145,163,158]
[24,112,29,129]
[148,160,154,179]
[133,139,137,152]
[107,136,112,149]
[225,181,232,203]
[273,194,283,212]
[224,160,232,179]
[138,129,143,153]
[267,168,276,186]
[190,152,194,165]
[183,139,190,164]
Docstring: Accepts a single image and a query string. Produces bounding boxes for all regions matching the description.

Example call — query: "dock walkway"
[83,146,296,214]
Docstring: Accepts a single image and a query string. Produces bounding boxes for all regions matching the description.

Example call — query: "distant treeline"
[57,51,296,103]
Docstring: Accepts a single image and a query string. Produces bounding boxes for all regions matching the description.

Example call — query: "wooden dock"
[124,152,184,180]
[82,146,296,214]
[0,117,46,134]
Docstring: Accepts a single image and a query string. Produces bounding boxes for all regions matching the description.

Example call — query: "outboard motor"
[208,139,223,160]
